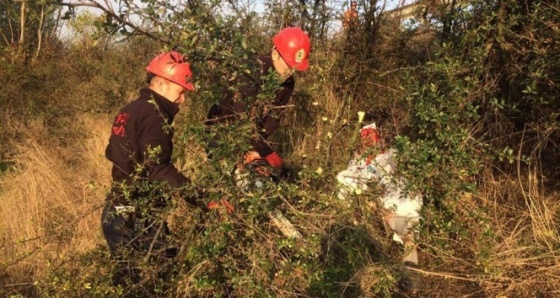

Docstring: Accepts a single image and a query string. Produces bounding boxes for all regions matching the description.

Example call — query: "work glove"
[264,151,283,168]
[207,199,234,214]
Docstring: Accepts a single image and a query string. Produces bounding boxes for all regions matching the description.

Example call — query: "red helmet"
[146,51,195,90]
[272,27,311,71]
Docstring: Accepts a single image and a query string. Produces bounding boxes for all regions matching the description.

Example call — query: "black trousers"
[101,203,178,287]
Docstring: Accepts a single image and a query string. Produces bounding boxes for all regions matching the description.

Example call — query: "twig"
[406,267,507,286]
[56,0,169,44]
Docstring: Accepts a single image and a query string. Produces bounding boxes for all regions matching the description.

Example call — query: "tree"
[0,0,62,63]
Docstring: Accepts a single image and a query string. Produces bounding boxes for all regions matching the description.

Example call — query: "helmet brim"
[294,59,309,71]
[185,82,195,91]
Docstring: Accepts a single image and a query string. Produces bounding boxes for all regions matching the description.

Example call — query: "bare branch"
[56,0,171,44]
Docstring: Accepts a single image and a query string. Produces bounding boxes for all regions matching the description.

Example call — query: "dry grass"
[479,167,560,296]
[412,166,560,297]
[0,114,112,287]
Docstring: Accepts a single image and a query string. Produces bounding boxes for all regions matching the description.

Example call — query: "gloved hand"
[243,150,262,164]
[264,152,283,168]
[207,199,234,214]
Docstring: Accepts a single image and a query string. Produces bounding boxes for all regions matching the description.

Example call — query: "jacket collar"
[258,55,294,84]
[139,87,180,119]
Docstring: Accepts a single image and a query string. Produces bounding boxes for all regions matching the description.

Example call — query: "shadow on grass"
[309,223,390,297]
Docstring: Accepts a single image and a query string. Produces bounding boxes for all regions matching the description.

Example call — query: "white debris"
[336,123,423,260]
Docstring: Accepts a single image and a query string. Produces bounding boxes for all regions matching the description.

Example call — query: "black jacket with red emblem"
[205,55,295,157]
[105,87,192,205]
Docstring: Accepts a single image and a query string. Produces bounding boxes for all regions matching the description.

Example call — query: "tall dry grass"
[0,114,112,288]
[413,165,560,296]
[478,166,560,296]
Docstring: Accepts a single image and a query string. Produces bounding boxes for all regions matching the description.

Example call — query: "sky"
[58,0,416,40]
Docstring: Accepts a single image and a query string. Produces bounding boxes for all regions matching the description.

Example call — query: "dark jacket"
[205,55,295,157]
[105,87,191,205]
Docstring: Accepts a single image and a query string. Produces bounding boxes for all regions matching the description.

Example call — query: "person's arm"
[205,85,245,125]
[137,110,187,187]
[136,107,207,207]
[251,78,294,159]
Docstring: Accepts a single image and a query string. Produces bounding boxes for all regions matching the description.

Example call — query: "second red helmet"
[273,27,311,71]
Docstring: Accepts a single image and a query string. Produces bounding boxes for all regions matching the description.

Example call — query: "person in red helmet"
[101,51,206,287]
[205,27,311,171]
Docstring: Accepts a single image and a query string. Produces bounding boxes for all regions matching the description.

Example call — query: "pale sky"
[58,0,416,40]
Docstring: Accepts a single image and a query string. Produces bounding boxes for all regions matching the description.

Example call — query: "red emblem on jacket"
[111,113,130,137]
